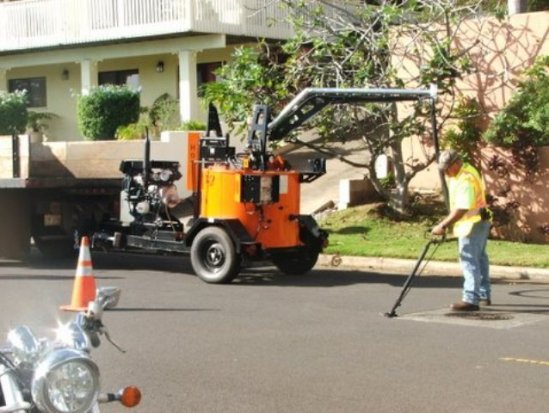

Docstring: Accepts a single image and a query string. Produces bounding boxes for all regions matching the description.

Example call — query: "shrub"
[179,120,206,131]
[149,93,179,132]
[484,55,549,147]
[27,111,57,133]
[77,85,140,140]
[0,91,28,135]
[116,108,152,141]
[115,122,148,140]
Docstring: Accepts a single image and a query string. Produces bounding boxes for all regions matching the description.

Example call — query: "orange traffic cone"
[60,236,97,312]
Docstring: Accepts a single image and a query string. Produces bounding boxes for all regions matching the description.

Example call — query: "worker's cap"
[438,149,460,171]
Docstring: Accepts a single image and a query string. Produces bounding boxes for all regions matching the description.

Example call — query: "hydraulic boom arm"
[268,85,438,141]
[244,85,438,171]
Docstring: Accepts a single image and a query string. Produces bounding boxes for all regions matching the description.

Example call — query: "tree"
[204,0,494,213]
[202,44,289,137]
[483,55,549,176]
[484,55,549,149]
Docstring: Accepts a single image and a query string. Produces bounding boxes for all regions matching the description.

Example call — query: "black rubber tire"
[33,236,77,259]
[190,226,240,284]
[271,248,319,275]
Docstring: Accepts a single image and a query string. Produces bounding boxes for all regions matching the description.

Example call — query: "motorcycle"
[0,287,141,413]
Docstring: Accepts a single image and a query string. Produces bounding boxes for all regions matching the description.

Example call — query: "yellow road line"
[500,357,549,367]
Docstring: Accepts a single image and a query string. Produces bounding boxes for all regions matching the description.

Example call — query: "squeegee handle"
[384,239,436,318]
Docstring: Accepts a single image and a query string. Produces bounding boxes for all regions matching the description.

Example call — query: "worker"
[432,149,492,311]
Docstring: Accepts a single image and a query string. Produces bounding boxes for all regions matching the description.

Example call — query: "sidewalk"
[317,254,549,282]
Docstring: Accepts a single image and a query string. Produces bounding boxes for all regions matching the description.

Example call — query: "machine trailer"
[0,86,437,283]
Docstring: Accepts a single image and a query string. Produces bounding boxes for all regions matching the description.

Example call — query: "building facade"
[0,0,293,140]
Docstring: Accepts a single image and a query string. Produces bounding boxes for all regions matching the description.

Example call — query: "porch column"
[178,50,199,122]
[80,59,98,96]
[0,69,7,92]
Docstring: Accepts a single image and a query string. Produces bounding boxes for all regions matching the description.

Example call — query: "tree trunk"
[367,160,389,202]
[508,0,527,15]
[387,103,410,215]
[388,140,410,215]
[390,181,409,215]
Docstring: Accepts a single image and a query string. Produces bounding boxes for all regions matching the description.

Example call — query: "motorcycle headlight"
[32,348,100,413]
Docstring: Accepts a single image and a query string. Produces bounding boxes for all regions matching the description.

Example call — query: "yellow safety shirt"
[448,163,488,237]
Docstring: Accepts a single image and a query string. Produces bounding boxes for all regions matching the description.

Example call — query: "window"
[197,62,222,86]
[8,77,47,107]
[197,62,223,96]
[99,69,139,89]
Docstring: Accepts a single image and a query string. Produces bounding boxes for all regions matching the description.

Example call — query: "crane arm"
[267,85,438,141]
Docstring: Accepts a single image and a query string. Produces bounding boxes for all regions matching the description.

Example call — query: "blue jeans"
[458,220,491,305]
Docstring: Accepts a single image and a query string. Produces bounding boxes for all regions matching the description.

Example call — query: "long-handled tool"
[384,236,445,318]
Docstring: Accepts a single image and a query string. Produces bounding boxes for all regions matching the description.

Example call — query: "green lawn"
[319,203,549,268]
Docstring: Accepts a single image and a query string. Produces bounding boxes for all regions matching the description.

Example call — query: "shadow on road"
[17,248,194,274]
[4,250,549,318]
[109,307,220,312]
[0,274,122,281]
[9,249,549,317]
[234,266,463,289]
[9,248,461,289]
[480,304,549,315]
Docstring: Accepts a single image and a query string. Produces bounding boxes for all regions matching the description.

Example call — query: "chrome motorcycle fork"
[0,363,30,413]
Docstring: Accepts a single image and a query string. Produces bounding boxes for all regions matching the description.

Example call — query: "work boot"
[479,298,492,306]
[450,301,479,311]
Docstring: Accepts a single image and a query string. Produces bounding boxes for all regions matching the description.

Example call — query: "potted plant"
[26,111,57,143]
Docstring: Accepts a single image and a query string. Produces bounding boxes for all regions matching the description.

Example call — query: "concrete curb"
[318,254,549,282]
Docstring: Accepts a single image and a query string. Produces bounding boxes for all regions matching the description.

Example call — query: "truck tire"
[190,226,240,284]
[33,235,76,259]
[271,248,319,275]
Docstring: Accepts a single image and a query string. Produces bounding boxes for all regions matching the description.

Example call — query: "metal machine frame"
[78,87,438,284]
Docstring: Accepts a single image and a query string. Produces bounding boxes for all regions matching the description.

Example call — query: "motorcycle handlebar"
[0,401,32,413]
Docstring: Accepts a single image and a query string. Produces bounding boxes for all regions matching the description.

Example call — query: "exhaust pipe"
[143,128,151,188]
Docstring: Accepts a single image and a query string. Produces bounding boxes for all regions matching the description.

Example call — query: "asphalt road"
[2,250,549,413]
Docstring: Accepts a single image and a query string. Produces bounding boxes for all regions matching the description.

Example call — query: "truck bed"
[0,132,191,190]
[0,132,193,259]
[0,177,121,189]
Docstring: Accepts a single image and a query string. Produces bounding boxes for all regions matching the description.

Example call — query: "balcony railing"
[0,0,293,52]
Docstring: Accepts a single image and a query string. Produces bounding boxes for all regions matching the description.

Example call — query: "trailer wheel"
[272,248,319,275]
[190,226,240,284]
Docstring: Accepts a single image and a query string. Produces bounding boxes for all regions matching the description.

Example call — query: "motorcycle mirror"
[87,300,103,320]
[96,286,121,310]
[7,325,41,364]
